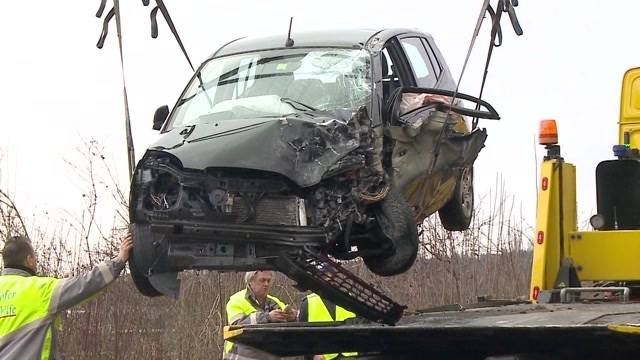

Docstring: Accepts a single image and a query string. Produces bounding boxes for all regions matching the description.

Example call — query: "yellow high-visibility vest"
[306,293,357,359]
[224,289,286,355]
[0,275,60,360]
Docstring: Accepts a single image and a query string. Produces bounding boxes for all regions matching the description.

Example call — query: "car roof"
[211,28,432,58]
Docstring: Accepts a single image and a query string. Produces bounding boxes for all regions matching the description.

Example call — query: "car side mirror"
[153,105,170,131]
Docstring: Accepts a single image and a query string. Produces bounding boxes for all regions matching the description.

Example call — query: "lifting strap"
[473,0,523,128]
[96,0,136,179]
[95,0,196,178]
[148,0,196,72]
[451,0,523,129]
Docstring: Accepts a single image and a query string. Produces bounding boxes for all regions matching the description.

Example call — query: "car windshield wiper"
[175,78,215,109]
[280,97,317,112]
[176,92,198,107]
[194,72,213,108]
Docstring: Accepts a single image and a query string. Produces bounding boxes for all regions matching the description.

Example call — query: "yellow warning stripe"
[608,324,640,335]
[223,326,244,340]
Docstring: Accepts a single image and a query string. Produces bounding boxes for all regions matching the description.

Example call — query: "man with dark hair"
[0,232,132,359]
[2,235,37,272]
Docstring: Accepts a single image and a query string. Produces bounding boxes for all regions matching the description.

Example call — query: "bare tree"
[0,189,29,240]
[2,138,534,358]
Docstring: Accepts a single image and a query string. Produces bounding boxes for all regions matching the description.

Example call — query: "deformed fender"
[436,128,488,170]
[390,111,487,191]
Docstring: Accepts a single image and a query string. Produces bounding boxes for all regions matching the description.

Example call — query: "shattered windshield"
[168,48,372,128]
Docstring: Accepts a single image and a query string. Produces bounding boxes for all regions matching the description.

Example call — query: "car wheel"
[129,223,163,297]
[363,189,418,276]
[438,166,474,231]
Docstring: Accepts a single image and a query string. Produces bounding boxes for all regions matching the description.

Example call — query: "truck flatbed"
[225,302,640,359]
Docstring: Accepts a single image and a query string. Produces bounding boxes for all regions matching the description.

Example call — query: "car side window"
[421,38,442,78]
[399,37,437,88]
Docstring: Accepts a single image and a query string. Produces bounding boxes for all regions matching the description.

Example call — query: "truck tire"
[439,166,474,231]
[363,189,419,276]
[129,224,163,297]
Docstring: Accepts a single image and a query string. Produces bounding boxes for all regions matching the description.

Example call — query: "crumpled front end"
[129,107,388,275]
[134,106,386,240]
[127,107,394,310]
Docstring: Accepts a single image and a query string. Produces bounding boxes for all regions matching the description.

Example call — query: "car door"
[389,36,462,221]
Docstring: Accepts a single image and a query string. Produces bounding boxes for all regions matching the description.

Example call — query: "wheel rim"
[460,167,473,217]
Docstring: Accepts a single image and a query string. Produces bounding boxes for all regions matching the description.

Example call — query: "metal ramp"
[225,302,640,359]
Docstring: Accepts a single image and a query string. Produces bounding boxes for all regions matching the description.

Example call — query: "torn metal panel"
[388,109,487,219]
[402,171,457,222]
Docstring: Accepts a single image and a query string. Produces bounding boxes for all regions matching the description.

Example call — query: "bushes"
[1,145,532,358]
[57,242,530,359]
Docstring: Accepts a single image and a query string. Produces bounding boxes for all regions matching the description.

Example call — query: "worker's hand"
[313,355,325,360]
[268,309,287,322]
[283,305,297,321]
[117,231,133,263]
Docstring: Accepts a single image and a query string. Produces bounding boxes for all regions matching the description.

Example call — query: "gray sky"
[1,0,639,230]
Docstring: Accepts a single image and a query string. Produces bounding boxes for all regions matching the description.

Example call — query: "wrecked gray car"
[128,28,498,322]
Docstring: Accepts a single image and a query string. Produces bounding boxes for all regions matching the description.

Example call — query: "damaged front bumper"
[129,220,327,297]
[129,154,331,273]
[151,220,328,270]
[130,220,405,324]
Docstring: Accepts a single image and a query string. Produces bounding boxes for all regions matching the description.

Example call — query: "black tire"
[439,167,474,231]
[363,189,419,276]
[129,224,163,297]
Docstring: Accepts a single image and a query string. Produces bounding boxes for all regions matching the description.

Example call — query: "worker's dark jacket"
[0,258,125,359]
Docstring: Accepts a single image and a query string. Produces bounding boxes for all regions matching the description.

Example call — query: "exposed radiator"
[231,195,301,226]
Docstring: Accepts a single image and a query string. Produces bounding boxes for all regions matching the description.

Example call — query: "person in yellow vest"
[0,232,132,359]
[298,293,358,360]
[224,270,296,360]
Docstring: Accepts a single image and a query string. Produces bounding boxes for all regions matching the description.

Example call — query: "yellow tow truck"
[223,69,640,359]
[531,67,640,305]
